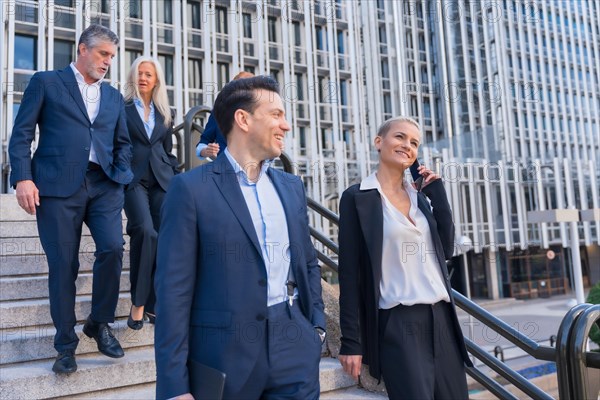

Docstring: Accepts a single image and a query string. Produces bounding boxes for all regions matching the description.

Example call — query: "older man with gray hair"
[8,24,133,374]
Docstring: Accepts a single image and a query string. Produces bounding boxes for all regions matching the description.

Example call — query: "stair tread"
[57,382,156,399]
[321,385,388,399]
[0,354,353,399]
[0,346,156,399]
[0,320,154,365]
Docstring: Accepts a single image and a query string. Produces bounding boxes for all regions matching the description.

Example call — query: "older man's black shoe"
[83,316,125,358]
[52,350,77,374]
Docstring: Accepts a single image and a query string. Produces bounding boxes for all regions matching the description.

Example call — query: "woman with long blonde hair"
[123,56,178,330]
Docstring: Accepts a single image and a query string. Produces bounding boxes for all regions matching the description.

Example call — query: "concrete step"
[0,293,132,329]
[0,220,127,238]
[318,357,357,393]
[57,382,156,399]
[0,271,131,302]
[0,194,127,223]
[0,355,354,400]
[321,385,389,399]
[63,382,385,400]
[0,320,154,365]
[0,346,156,400]
[0,252,131,277]
[0,194,36,221]
[0,235,131,257]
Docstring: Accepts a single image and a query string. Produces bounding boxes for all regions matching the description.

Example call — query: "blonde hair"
[377,116,421,137]
[125,56,171,126]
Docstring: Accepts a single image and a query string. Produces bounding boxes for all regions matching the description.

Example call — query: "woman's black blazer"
[125,101,179,191]
[338,178,472,380]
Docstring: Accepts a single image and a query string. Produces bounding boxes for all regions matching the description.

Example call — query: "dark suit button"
[84,147,90,151]
[256,314,265,321]
[258,279,267,287]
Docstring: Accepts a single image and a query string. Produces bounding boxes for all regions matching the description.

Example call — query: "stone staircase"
[0,194,375,399]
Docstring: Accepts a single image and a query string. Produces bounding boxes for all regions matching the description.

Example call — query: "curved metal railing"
[172,105,212,171]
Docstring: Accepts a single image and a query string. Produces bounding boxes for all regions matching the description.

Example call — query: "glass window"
[381,60,390,78]
[379,26,387,44]
[268,17,277,42]
[188,58,202,89]
[295,73,304,101]
[14,35,36,70]
[337,30,344,53]
[158,54,174,86]
[316,26,326,50]
[340,79,348,106]
[217,62,229,88]
[293,22,302,46]
[158,0,172,23]
[270,69,280,84]
[54,40,74,69]
[187,0,201,29]
[127,0,142,18]
[126,50,142,69]
[13,103,21,122]
[384,94,392,114]
[243,13,252,38]
[216,7,228,34]
[55,0,73,6]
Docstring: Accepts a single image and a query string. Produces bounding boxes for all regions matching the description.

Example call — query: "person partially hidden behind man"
[8,24,133,374]
[195,71,254,160]
[154,76,326,399]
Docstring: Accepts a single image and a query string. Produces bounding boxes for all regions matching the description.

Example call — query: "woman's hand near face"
[417,164,440,189]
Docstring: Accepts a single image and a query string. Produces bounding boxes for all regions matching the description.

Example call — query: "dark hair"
[77,24,119,55]
[212,75,280,137]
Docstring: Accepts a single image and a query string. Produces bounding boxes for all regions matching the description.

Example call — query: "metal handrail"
[307,197,340,225]
[464,337,554,400]
[314,248,339,272]
[173,121,205,171]
[183,105,211,171]
[309,226,339,256]
[569,305,600,399]
[452,290,556,361]
[466,366,519,400]
[556,303,592,400]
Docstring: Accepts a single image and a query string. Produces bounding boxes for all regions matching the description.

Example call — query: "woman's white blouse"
[359,172,450,309]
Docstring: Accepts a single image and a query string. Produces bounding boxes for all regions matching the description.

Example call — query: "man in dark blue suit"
[155,76,325,399]
[195,114,226,160]
[8,24,133,374]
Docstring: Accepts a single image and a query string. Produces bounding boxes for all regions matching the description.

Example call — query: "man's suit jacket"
[9,67,133,196]
[154,154,325,399]
[338,179,472,381]
[197,114,227,156]
[125,101,178,191]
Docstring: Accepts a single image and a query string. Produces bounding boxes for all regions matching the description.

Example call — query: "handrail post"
[183,105,211,171]
[555,303,590,400]
[569,305,600,399]
[278,151,293,173]
[494,346,505,362]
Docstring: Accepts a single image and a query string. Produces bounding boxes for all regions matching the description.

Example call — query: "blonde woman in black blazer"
[123,56,178,329]
[338,117,471,399]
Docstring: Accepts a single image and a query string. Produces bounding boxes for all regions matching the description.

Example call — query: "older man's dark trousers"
[379,301,468,400]
[36,167,125,353]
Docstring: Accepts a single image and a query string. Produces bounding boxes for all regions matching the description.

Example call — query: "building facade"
[1,0,599,298]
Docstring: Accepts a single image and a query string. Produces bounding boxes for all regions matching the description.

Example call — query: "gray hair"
[125,56,172,127]
[77,24,119,55]
[377,116,421,137]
